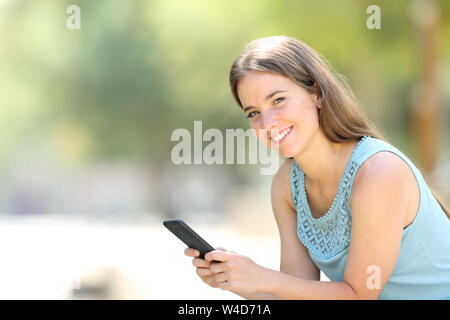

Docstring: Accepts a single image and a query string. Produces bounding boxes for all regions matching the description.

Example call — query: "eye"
[274,97,285,104]
[246,110,259,119]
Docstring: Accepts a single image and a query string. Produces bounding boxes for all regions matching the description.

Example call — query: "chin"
[281,151,295,159]
[278,146,295,159]
[280,140,304,159]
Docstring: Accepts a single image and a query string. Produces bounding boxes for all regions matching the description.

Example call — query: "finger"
[184,247,200,257]
[209,262,227,274]
[218,247,237,255]
[196,267,213,277]
[214,272,228,283]
[210,248,226,264]
[204,275,220,288]
[205,250,231,262]
[192,257,210,268]
[218,281,231,291]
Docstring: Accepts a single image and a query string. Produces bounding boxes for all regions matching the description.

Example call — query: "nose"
[255,112,278,144]
[260,111,278,131]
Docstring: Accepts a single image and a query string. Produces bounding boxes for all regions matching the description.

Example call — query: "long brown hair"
[229,35,449,218]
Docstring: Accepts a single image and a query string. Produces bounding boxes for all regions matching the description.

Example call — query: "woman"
[184,36,450,299]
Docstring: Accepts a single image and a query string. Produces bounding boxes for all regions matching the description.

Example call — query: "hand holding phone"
[163,219,216,259]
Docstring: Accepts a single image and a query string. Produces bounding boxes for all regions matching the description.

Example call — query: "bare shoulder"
[271,158,295,209]
[350,151,415,208]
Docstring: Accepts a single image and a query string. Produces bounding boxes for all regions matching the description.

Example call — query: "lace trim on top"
[291,136,369,260]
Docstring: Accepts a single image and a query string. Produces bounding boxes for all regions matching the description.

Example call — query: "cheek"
[249,121,260,136]
[256,128,270,144]
[249,122,271,146]
[286,100,319,127]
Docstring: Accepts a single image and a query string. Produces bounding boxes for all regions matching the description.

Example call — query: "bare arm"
[260,153,411,299]
[228,291,278,300]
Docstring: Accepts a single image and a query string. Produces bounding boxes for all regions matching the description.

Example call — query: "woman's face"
[236,70,321,158]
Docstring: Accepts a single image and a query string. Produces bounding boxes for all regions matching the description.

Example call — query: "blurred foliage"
[0,0,449,171]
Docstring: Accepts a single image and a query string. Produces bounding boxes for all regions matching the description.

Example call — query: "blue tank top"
[290,136,450,299]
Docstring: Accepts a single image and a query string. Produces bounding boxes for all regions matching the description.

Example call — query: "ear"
[312,82,322,107]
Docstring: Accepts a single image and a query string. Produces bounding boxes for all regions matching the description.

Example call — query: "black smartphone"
[163,219,216,259]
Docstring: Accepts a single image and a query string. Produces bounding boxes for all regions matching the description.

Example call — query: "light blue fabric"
[290,136,450,299]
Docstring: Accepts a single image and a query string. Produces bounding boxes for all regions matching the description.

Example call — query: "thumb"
[216,246,238,254]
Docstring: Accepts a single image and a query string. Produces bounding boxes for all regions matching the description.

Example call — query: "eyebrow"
[243,90,287,112]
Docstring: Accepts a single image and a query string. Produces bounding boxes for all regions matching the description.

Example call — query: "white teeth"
[272,126,292,142]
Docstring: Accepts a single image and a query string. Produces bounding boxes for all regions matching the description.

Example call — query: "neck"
[293,130,357,189]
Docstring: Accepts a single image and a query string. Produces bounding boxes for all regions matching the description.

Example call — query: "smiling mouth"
[270,125,294,143]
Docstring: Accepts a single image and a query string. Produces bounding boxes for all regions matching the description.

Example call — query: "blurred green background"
[0,0,448,299]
